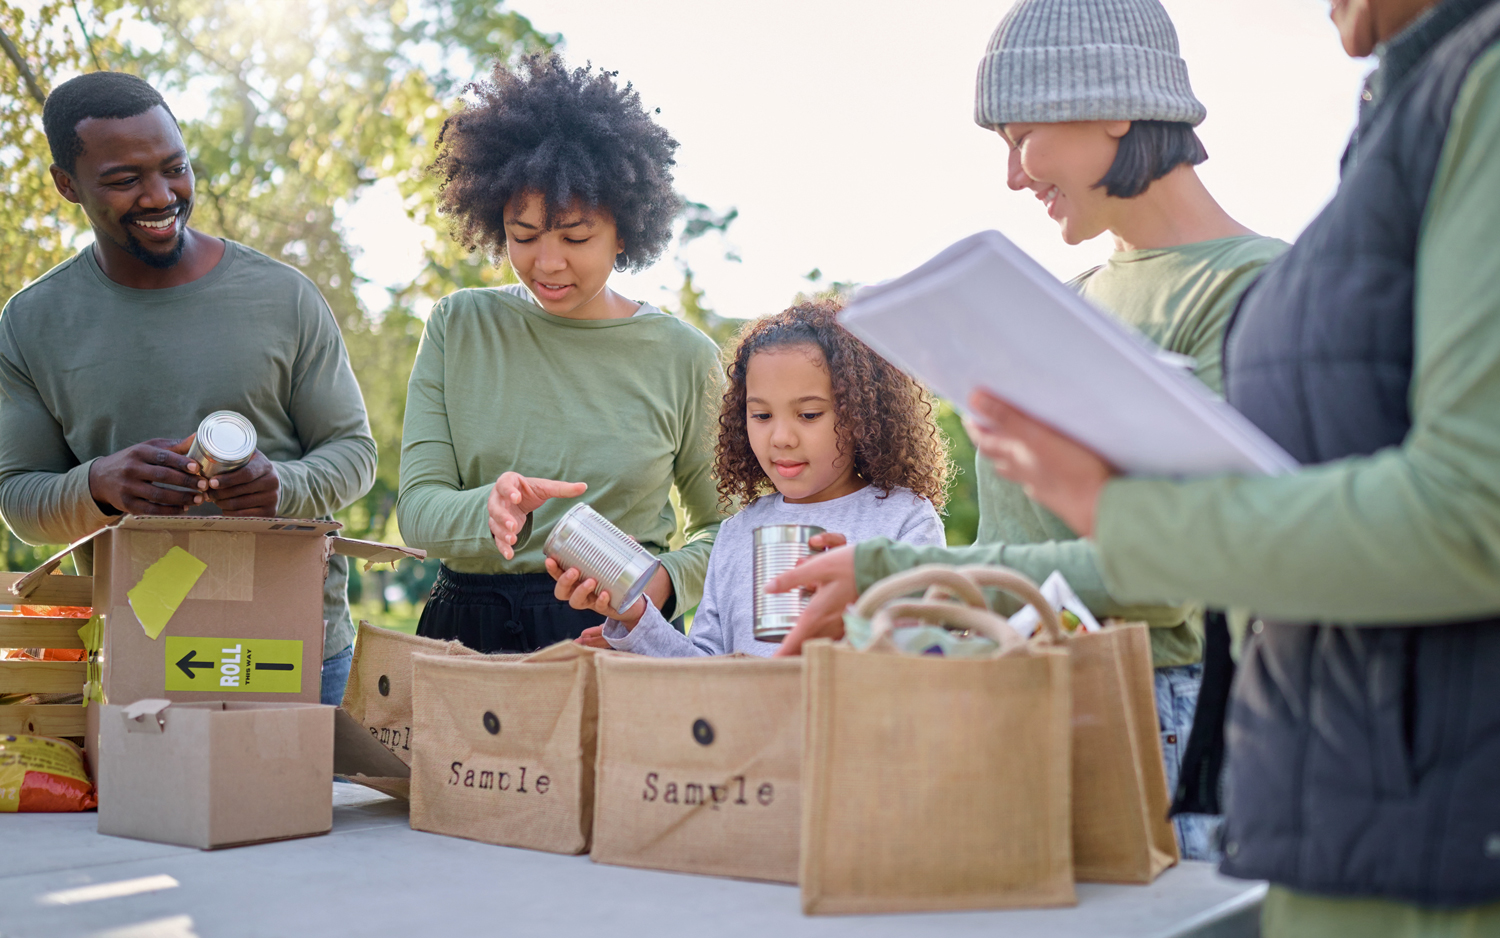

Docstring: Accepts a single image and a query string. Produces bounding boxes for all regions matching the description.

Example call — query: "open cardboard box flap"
[333,706,412,800]
[8,516,423,599]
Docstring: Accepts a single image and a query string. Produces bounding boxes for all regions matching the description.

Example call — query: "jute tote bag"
[954,568,1178,883]
[800,566,1075,915]
[409,641,602,854]
[590,654,803,883]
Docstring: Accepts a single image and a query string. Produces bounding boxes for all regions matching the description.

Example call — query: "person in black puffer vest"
[961,0,1500,934]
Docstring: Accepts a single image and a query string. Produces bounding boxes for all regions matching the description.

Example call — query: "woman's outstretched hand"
[965,388,1114,537]
[487,472,587,560]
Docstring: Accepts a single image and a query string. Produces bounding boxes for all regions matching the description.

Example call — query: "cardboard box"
[6,516,422,770]
[98,698,335,849]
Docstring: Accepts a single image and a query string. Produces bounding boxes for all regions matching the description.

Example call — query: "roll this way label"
[163,637,303,693]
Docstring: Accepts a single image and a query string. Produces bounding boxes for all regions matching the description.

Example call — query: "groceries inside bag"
[800,566,1075,914]
[591,654,803,883]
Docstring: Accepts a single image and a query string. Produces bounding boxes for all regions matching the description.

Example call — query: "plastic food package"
[16,605,93,618]
[2,606,94,662]
[0,735,98,812]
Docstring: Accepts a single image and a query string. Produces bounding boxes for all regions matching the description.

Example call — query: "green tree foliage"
[0,3,108,309]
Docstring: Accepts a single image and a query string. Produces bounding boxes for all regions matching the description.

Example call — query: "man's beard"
[116,199,193,269]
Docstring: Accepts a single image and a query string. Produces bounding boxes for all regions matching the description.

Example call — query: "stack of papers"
[839,230,1298,478]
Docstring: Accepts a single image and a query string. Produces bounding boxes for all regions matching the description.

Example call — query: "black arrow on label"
[176,649,214,679]
[254,662,294,671]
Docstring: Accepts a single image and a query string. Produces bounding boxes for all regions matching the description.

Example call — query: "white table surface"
[0,784,1265,938]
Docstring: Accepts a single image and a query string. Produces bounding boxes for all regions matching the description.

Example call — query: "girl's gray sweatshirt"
[602,485,945,657]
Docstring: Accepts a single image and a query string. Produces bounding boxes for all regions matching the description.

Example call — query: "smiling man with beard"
[0,72,376,704]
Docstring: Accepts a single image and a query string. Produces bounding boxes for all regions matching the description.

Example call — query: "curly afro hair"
[715,299,953,511]
[429,54,682,272]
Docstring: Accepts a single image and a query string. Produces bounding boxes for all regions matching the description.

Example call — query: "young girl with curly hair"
[573,299,951,657]
[397,55,723,653]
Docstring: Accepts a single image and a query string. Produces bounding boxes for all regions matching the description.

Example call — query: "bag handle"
[852,565,987,619]
[868,600,1028,655]
[955,565,1066,644]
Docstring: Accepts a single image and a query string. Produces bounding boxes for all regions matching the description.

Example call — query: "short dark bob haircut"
[430,54,682,272]
[43,72,176,175]
[1095,120,1208,199]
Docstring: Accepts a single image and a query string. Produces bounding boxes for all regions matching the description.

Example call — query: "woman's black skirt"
[416,566,604,654]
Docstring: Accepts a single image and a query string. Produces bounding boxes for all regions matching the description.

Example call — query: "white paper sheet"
[840,230,1299,478]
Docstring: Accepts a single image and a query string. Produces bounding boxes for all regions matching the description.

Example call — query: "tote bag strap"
[852,565,987,619]
[868,600,1029,656]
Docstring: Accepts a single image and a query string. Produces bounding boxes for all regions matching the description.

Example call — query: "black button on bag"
[483,711,501,735]
[692,718,714,746]
[378,675,390,696]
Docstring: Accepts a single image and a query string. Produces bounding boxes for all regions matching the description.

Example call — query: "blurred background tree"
[0,0,979,623]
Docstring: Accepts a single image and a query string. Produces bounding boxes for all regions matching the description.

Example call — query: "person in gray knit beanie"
[759,0,1287,872]
[970,0,1282,866]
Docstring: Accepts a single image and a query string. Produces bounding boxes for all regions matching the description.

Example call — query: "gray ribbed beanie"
[975,0,1206,128]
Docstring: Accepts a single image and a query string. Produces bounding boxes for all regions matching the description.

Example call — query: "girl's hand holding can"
[487,472,588,560]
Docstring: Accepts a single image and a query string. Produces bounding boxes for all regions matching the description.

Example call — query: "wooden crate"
[0,703,86,736]
[0,571,94,607]
[1,571,95,739]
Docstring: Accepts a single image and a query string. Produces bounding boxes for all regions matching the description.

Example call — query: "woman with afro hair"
[397,55,724,653]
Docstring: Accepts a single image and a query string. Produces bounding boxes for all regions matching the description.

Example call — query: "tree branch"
[70,0,103,72]
[0,24,47,106]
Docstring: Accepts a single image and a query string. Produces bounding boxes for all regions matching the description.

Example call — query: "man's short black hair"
[1095,121,1208,199]
[43,72,176,175]
[430,54,682,273]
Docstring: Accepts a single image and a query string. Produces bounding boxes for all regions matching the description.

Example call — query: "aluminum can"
[543,503,662,615]
[188,410,257,478]
[752,524,826,643]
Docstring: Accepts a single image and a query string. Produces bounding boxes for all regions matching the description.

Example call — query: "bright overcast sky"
[344,0,1371,320]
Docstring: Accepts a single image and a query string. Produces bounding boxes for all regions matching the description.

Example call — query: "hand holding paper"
[838,230,1298,479]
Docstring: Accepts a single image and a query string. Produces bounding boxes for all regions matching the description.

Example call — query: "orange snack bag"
[11,605,94,661]
[16,605,93,618]
[0,735,98,812]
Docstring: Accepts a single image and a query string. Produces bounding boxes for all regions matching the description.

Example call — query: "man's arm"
[269,283,377,519]
[0,310,115,543]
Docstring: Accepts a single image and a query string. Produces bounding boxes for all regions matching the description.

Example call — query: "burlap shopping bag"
[590,655,803,883]
[409,641,602,854]
[341,621,462,765]
[1069,619,1179,880]
[954,568,1178,883]
[800,566,1074,915]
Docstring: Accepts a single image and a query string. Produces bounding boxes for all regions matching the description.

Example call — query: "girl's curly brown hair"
[715,299,952,511]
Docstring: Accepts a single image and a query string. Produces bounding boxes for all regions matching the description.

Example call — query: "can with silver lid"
[752,524,826,643]
[543,503,661,615]
[188,410,258,478]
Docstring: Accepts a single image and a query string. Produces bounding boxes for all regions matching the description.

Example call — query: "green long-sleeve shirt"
[0,240,377,656]
[1095,44,1500,627]
[396,287,724,614]
[855,235,1287,668]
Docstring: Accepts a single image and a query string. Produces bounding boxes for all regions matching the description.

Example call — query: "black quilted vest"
[1219,0,1500,907]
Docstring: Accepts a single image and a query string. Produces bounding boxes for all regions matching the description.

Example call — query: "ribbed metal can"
[188,410,258,478]
[752,524,826,643]
[543,503,662,615]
